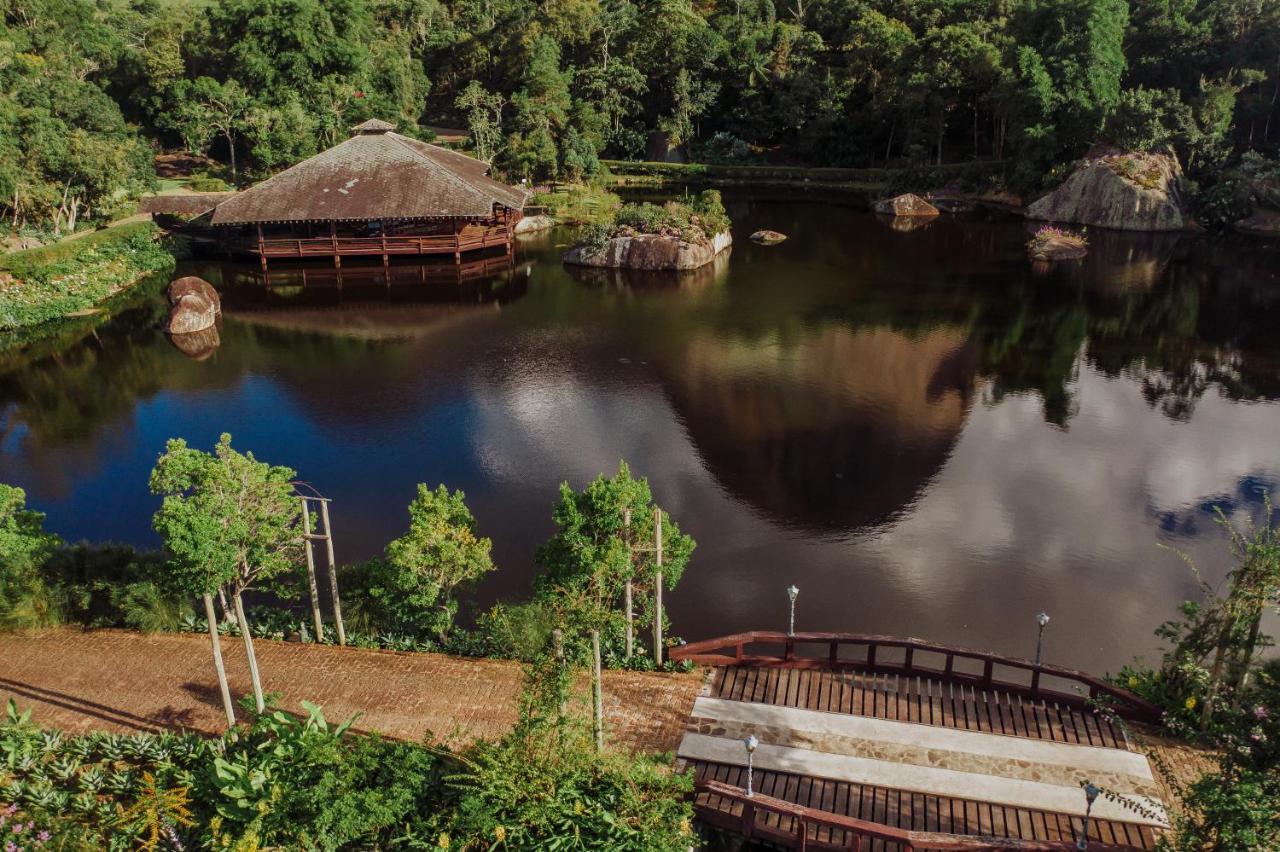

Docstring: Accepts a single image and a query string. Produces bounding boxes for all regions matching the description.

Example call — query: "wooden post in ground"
[653,507,664,668]
[202,593,236,727]
[591,628,604,751]
[319,499,346,646]
[623,507,633,660]
[301,499,325,641]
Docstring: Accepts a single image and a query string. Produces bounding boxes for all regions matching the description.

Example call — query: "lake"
[3,188,1279,675]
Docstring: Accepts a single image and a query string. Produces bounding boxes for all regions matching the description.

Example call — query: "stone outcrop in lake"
[873,194,939,218]
[1027,152,1193,231]
[1026,227,1088,262]
[164,276,220,334]
[514,214,555,234]
[563,231,732,271]
[750,229,787,245]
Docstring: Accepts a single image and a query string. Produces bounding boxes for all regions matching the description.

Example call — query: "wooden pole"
[591,628,604,751]
[233,591,266,713]
[301,499,324,641]
[203,593,236,727]
[654,507,664,668]
[623,507,633,660]
[319,499,346,646]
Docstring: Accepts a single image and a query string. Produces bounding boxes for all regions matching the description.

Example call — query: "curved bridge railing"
[694,779,1147,852]
[669,631,1162,724]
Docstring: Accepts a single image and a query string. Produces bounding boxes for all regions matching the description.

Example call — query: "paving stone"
[0,628,701,754]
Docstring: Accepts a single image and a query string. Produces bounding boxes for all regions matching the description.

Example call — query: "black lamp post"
[1076,783,1100,850]
[1035,612,1050,666]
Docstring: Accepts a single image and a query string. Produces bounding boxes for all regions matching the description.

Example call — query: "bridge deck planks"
[690,760,1160,851]
[713,665,1128,750]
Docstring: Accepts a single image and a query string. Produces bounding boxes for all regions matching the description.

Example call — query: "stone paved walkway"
[0,629,701,753]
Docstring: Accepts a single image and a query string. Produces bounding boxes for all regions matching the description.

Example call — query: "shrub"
[186,176,229,192]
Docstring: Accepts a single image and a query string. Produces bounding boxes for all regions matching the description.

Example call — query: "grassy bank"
[602,159,1007,192]
[528,183,622,225]
[0,222,176,333]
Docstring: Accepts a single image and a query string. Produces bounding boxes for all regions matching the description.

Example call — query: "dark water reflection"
[3,190,1279,674]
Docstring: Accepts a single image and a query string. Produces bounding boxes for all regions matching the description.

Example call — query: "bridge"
[668,632,1168,851]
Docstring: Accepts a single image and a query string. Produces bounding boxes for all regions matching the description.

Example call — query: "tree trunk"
[623,508,633,660]
[653,508,664,668]
[224,129,238,184]
[591,628,603,751]
[936,111,945,166]
[233,590,265,713]
[203,593,236,727]
[218,586,235,625]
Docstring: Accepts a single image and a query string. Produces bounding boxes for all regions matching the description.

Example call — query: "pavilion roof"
[210,125,527,225]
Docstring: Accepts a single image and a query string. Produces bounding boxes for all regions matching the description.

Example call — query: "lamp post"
[787,585,800,636]
[744,735,759,797]
[1076,783,1100,850]
[1034,612,1050,667]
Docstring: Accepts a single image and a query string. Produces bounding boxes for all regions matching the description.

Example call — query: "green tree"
[456,80,506,162]
[150,434,303,718]
[0,484,62,630]
[363,484,495,641]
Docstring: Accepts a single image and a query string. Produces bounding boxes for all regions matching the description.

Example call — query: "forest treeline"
[1,0,1278,231]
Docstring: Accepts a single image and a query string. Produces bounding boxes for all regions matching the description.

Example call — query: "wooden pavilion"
[209,119,528,268]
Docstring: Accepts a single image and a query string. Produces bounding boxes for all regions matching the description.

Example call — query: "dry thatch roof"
[210,123,527,225]
[140,193,236,216]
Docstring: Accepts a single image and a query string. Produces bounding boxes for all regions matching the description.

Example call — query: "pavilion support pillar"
[257,223,267,272]
[330,222,339,268]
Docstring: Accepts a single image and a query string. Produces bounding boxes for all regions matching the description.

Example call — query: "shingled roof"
[210,123,527,225]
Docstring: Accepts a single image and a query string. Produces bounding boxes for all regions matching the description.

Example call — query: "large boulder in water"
[1027,152,1193,231]
[873,194,939,218]
[165,292,218,334]
[563,230,732,270]
[167,276,221,313]
[750,229,787,245]
[168,324,221,360]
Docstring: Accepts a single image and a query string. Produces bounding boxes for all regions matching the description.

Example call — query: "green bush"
[0,694,697,851]
[609,189,730,244]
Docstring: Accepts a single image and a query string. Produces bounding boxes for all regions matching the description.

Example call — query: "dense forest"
[1,0,1278,231]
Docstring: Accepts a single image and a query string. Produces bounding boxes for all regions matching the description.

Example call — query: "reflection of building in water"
[664,326,978,532]
[199,255,529,311]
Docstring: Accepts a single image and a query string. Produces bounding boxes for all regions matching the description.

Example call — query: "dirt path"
[0,629,701,754]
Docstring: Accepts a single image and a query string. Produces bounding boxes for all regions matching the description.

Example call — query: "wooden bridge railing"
[252,228,511,258]
[695,779,1145,852]
[669,631,1162,724]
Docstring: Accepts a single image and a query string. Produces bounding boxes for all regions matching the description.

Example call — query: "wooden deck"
[712,667,1129,750]
[671,634,1167,851]
[251,225,512,260]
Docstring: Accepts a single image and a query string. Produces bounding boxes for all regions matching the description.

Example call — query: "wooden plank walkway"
[690,760,1159,851]
[680,665,1164,850]
[713,666,1129,750]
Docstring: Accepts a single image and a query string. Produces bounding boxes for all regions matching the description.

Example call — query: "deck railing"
[248,227,511,258]
[669,631,1162,724]
[694,779,1145,852]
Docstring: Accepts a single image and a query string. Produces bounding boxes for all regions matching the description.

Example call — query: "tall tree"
[150,434,303,716]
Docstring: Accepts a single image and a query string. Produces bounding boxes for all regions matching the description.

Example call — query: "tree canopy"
[1,0,1278,224]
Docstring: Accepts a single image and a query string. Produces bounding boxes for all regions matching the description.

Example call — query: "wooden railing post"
[866,644,876,670]
[983,659,994,687]
[785,638,795,662]
[1030,669,1041,696]
[944,653,955,676]
[829,640,839,666]
[741,800,754,838]
[797,817,808,851]
[904,647,914,672]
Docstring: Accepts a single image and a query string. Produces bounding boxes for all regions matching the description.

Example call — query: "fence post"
[983,659,994,687]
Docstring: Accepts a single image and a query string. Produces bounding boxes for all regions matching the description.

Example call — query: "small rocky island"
[563,190,732,271]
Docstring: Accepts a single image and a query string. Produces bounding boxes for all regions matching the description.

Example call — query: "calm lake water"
[3,189,1280,674]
